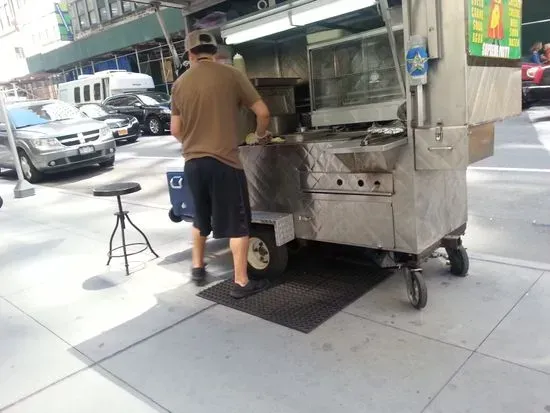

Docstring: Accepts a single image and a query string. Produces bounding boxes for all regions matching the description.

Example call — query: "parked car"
[103,92,171,136]
[521,64,550,108]
[0,99,116,183]
[78,102,140,143]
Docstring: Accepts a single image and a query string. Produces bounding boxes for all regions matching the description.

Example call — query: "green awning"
[27,8,185,73]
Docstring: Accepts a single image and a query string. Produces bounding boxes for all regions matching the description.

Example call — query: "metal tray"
[249,77,301,87]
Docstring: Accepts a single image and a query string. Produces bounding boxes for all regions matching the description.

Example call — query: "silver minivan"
[0,99,116,183]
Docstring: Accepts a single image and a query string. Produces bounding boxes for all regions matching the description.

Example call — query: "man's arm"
[250,100,270,138]
[236,71,271,138]
[170,115,183,143]
[170,81,184,142]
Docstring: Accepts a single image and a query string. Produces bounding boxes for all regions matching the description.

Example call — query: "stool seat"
[93,182,141,197]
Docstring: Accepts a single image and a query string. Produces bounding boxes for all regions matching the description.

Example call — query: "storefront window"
[109,0,119,17]
[122,1,133,13]
[89,11,98,25]
[99,6,108,21]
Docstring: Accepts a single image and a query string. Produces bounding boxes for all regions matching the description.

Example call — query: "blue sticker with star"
[406,46,429,78]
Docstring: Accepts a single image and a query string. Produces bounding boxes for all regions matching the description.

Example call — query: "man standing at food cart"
[170,30,272,298]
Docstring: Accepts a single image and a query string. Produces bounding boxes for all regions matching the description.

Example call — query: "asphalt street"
[5,107,550,264]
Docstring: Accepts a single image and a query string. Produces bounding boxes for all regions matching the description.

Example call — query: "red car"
[522,63,550,108]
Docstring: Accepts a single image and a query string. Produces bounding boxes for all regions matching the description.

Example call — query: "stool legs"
[106,214,120,266]
[106,195,159,276]
[117,196,130,275]
[126,214,159,258]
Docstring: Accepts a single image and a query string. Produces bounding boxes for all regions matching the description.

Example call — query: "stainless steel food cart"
[217,0,522,309]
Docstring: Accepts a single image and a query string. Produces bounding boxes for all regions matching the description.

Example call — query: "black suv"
[103,92,171,135]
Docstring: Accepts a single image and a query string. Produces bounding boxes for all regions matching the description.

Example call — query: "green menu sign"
[468,0,522,60]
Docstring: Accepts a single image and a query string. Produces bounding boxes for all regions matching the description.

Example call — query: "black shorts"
[184,157,251,239]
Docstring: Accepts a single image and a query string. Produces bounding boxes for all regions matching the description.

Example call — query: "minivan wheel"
[18,150,43,183]
[146,116,163,136]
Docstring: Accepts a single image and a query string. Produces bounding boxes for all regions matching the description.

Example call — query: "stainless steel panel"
[413,169,468,253]
[270,114,298,135]
[300,172,394,195]
[251,211,295,246]
[249,78,301,87]
[311,100,404,127]
[466,66,522,125]
[239,38,309,80]
[414,126,468,171]
[295,197,395,248]
[468,122,495,165]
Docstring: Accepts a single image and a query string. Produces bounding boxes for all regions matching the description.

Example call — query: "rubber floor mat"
[197,258,388,333]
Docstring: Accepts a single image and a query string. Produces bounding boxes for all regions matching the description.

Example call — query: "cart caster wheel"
[168,207,183,223]
[403,268,428,310]
[248,225,288,280]
[446,245,469,277]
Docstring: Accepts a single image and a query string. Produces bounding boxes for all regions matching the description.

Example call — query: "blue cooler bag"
[166,169,195,223]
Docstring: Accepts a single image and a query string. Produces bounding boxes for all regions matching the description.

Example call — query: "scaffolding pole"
[152,2,182,69]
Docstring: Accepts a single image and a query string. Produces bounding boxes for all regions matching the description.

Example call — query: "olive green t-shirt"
[171,60,261,169]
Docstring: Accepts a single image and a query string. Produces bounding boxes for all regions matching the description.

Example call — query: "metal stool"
[93,182,159,275]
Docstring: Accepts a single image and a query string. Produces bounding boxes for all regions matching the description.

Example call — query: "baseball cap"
[185,30,218,52]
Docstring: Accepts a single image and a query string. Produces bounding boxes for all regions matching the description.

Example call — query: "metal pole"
[153,3,181,69]
[182,10,190,36]
[135,48,141,73]
[0,92,35,198]
[159,44,169,94]
[115,55,120,70]
[379,0,406,97]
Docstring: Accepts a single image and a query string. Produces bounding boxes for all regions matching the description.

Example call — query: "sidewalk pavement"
[1,182,550,413]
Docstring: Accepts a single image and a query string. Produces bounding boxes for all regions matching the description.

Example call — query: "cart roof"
[131,0,225,14]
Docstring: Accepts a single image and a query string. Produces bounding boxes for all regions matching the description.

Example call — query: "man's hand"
[250,100,270,138]
[255,130,272,145]
[245,130,272,145]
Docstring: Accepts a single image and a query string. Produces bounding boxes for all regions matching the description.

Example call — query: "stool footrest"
[108,243,150,259]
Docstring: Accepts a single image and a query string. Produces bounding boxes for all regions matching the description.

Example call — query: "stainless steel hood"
[221,0,377,44]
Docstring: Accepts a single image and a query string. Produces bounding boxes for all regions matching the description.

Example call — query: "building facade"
[68,0,148,39]
[18,0,550,100]
[0,0,72,84]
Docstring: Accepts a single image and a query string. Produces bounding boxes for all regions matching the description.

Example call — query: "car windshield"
[9,101,85,129]
[137,93,170,106]
[80,104,108,118]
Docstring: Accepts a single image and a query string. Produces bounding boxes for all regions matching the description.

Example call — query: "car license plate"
[119,128,128,136]
[79,145,95,155]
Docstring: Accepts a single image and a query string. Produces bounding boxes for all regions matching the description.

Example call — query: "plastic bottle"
[233,53,247,76]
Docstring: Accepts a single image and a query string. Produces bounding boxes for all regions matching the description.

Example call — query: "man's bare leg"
[192,227,207,269]
[191,227,208,285]
[229,235,270,299]
[230,236,249,286]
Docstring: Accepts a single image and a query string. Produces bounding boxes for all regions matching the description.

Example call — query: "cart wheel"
[248,225,288,279]
[168,207,183,223]
[403,268,428,310]
[446,245,469,277]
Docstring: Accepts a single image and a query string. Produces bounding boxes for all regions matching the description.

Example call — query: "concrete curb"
[470,252,550,272]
